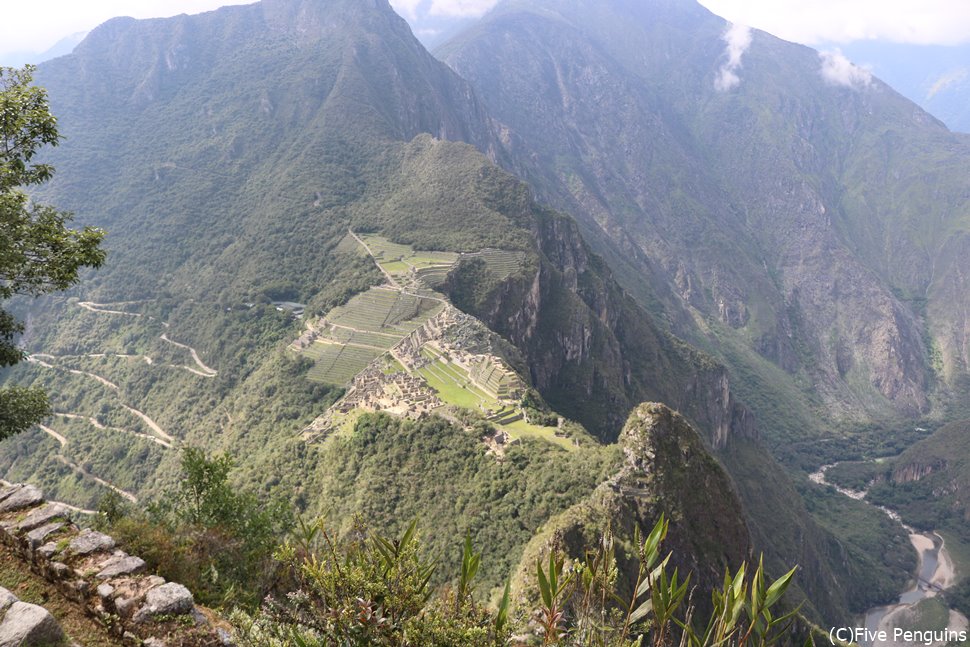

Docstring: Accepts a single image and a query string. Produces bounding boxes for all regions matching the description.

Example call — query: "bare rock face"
[0,590,65,647]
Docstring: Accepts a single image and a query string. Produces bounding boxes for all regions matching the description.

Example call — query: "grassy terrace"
[461,249,527,280]
[361,234,459,285]
[304,342,383,385]
[299,283,442,385]
[416,348,573,450]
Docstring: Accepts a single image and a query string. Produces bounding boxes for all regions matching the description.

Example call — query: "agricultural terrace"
[299,287,443,385]
[360,234,459,289]
[459,249,527,281]
[416,347,573,450]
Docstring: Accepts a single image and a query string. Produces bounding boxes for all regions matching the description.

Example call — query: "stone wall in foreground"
[0,483,231,646]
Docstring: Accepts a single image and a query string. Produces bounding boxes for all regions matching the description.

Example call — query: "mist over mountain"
[838,40,970,134]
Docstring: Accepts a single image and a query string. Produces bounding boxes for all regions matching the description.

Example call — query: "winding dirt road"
[54,413,172,449]
[121,405,174,445]
[159,334,217,376]
[28,355,120,390]
[38,424,139,503]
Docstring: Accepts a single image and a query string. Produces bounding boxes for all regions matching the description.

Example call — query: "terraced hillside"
[295,287,444,385]
[295,233,574,449]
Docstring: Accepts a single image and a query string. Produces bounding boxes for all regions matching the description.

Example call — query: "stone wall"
[0,483,230,646]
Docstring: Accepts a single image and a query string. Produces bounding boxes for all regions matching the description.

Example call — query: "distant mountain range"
[838,40,970,133]
[1,32,88,67]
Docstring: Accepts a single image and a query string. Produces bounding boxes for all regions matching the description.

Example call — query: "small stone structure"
[0,483,229,646]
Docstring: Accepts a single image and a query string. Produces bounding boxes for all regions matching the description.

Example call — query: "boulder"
[26,522,65,550]
[133,583,194,623]
[0,600,65,647]
[0,486,43,514]
[0,588,16,613]
[0,485,22,503]
[68,529,115,556]
[97,554,146,580]
[16,503,69,533]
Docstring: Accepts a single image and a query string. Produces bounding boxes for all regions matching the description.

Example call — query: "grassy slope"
[304,412,620,595]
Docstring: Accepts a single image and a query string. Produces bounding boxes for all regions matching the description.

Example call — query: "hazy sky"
[2,0,970,63]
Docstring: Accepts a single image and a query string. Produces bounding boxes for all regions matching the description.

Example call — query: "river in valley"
[809,464,967,647]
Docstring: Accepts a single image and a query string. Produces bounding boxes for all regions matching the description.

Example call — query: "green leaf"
[496,580,512,633]
[537,558,552,608]
[629,598,654,624]
[764,566,797,608]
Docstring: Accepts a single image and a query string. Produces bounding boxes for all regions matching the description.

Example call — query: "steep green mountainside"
[34,0,499,304]
[510,403,752,614]
[438,0,970,447]
[0,0,815,613]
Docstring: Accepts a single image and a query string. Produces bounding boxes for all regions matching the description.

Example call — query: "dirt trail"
[28,356,120,390]
[160,334,217,376]
[38,424,67,447]
[78,302,143,317]
[37,425,139,503]
[328,323,401,338]
[76,300,169,328]
[75,300,214,376]
[40,352,153,364]
[350,229,401,288]
[55,456,138,503]
[121,405,174,445]
[54,413,172,449]
[38,351,217,379]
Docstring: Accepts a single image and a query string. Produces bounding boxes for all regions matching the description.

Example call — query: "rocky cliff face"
[892,460,948,484]
[449,206,755,446]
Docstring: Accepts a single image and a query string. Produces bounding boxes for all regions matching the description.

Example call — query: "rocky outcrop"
[892,459,948,484]
[511,403,752,614]
[0,483,228,646]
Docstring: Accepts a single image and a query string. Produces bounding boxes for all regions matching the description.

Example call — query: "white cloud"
[427,0,499,18]
[714,23,752,91]
[926,68,968,99]
[819,49,873,89]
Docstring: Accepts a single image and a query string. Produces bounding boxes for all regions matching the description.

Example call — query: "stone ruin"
[0,483,231,646]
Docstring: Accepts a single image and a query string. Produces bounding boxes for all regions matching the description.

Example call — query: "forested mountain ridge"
[0,0,939,630]
[0,0,845,622]
[439,0,970,448]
